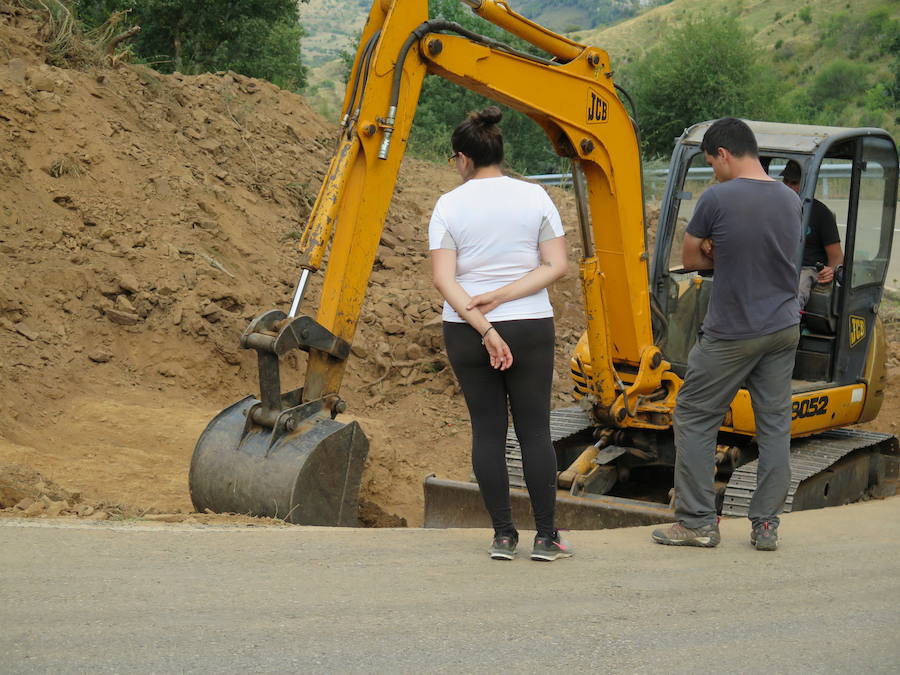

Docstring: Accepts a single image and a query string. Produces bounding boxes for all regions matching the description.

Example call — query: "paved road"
[2,498,899,674]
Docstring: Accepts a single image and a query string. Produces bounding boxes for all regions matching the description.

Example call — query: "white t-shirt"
[428,176,565,323]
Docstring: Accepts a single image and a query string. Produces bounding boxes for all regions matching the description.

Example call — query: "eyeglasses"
[447,152,459,166]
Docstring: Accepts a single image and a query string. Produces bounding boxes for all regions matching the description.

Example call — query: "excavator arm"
[300,0,668,420]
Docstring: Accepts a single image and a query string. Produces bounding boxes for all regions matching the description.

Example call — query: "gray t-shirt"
[686,177,801,340]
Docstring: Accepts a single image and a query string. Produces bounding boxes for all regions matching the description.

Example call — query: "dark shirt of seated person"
[781,160,843,306]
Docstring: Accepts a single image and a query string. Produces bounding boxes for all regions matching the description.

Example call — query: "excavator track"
[506,407,593,488]
[722,428,899,517]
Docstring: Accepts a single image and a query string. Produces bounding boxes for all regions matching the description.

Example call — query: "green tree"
[622,15,780,157]
[890,57,900,110]
[402,0,560,174]
[77,0,309,90]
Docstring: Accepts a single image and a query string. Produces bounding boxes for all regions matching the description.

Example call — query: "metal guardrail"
[528,164,858,190]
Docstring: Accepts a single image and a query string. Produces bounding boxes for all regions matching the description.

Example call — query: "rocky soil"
[0,6,591,527]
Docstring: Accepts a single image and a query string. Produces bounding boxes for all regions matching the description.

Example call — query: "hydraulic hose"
[378,20,559,159]
[342,30,378,127]
[347,29,381,139]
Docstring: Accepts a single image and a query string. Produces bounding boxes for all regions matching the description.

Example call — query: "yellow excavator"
[189,0,899,528]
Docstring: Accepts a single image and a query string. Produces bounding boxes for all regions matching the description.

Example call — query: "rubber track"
[506,407,593,488]
[722,428,897,517]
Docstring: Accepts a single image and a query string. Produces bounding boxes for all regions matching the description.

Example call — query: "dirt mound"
[0,461,134,519]
[0,463,71,507]
[0,8,589,526]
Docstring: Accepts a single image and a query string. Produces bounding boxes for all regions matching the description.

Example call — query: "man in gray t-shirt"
[652,118,801,552]
[688,169,801,339]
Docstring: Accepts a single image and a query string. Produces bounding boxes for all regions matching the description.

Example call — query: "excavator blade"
[423,476,675,530]
[423,406,675,530]
[189,396,368,525]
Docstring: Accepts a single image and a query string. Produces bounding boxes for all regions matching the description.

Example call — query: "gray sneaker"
[652,521,721,547]
[750,521,778,551]
[489,534,518,560]
[530,533,573,561]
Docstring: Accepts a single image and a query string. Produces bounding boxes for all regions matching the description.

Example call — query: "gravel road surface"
[2,498,898,673]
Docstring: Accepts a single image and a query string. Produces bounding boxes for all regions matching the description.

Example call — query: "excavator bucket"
[189,309,368,525]
[189,395,368,525]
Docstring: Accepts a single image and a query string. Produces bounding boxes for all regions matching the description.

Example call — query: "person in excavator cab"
[429,106,572,562]
[780,159,844,306]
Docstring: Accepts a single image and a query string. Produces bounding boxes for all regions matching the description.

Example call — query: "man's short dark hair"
[780,159,802,182]
[699,117,759,158]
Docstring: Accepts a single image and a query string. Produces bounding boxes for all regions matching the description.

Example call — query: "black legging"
[443,318,558,539]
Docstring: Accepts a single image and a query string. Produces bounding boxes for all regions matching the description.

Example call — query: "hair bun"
[472,105,502,126]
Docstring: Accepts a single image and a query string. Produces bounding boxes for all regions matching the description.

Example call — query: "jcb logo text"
[849,315,866,348]
[587,90,608,124]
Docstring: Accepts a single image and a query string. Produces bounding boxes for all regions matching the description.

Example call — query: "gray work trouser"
[673,324,800,529]
[797,267,818,307]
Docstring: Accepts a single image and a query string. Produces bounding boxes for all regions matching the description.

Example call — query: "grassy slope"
[574,0,899,133]
[508,0,595,32]
[575,0,893,63]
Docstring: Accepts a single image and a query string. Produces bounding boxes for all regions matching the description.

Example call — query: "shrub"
[808,59,870,105]
[623,15,780,157]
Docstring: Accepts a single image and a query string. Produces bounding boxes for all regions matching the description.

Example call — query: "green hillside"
[301,0,898,157]
[300,0,661,117]
[297,0,369,68]
[298,0,650,66]
[574,0,899,136]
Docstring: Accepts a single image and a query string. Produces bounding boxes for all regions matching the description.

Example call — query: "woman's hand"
[483,329,513,370]
[467,290,503,315]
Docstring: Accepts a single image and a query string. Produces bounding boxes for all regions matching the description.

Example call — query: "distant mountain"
[298,0,370,68]
[301,0,899,138]
[511,0,669,32]
[298,0,664,67]
[299,0,669,117]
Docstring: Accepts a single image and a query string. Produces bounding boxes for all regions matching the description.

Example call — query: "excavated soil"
[1,8,898,528]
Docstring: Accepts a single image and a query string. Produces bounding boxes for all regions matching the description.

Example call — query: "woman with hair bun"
[428,106,571,562]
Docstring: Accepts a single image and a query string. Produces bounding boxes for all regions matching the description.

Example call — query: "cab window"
[851,137,897,289]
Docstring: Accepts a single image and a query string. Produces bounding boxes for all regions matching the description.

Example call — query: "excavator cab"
[651,122,898,407]
[647,122,899,515]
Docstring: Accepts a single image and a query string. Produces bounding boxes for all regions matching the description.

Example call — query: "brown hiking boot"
[652,521,721,548]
